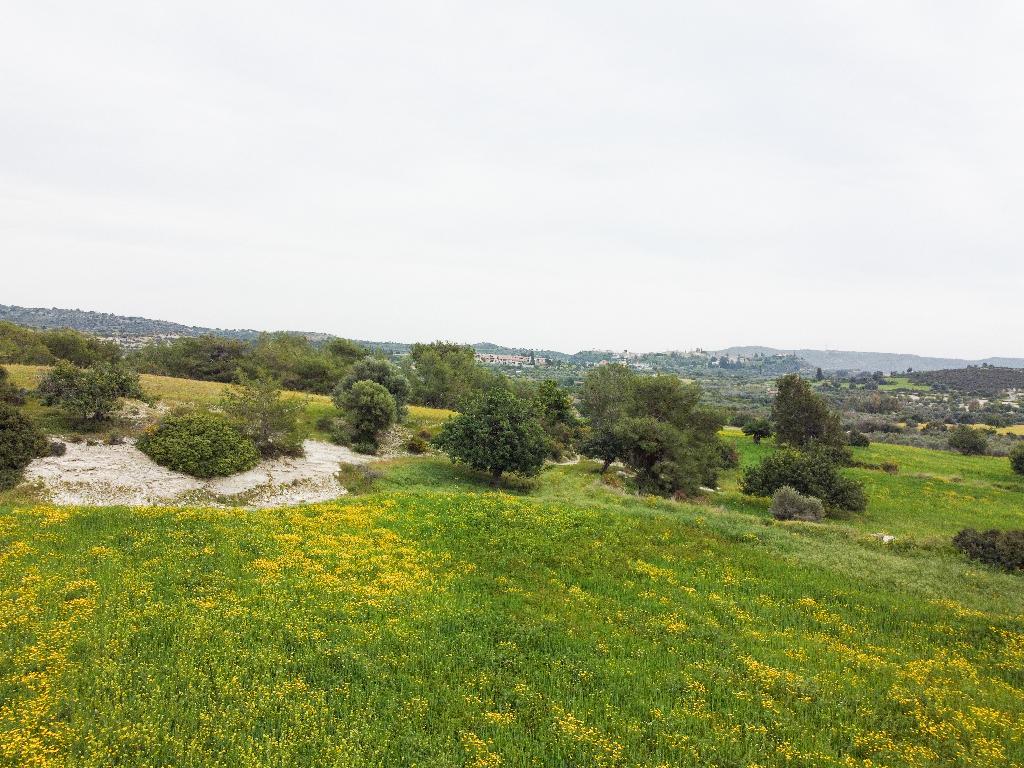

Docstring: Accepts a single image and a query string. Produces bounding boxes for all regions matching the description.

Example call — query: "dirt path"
[23,439,377,508]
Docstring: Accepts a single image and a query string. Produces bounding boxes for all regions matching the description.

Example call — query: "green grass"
[3,364,451,443]
[879,377,931,392]
[2,433,1024,765]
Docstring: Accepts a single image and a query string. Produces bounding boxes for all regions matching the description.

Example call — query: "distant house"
[475,353,548,367]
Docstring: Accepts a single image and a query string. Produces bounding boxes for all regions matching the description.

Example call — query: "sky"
[2,2,1022,357]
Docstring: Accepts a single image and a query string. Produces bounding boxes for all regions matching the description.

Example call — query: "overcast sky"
[2,2,1022,357]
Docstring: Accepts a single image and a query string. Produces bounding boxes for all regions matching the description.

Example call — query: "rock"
[873,533,895,544]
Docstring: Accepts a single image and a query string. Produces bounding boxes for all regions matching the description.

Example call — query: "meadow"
[3,364,454,444]
[1,426,1022,766]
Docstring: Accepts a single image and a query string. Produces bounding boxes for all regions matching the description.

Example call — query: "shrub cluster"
[953,528,1024,572]
[1009,443,1024,476]
[770,486,824,522]
[37,361,143,423]
[741,448,867,513]
[948,425,989,456]
[138,412,259,478]
[0,402,48,489]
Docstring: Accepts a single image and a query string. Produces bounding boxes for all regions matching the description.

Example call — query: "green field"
[879,377,931,392]
[5,364,461,447]
[2,428,1022,766]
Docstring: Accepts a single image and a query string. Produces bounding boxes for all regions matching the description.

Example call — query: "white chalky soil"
[23,439,377,508]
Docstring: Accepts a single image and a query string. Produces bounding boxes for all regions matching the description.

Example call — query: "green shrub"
[137,411,259,478]
[0,403,48,489]
[1009,444,1024,476]
[433,388,547,481]
[405,434,429,454]
[846,430,870,448]
[953,528,1024,572]
[770,486,824,522]
[948,425,988,456]
[38,361,143,423]
[342,380,397,454]
[335,463,382,495]
[336,358,410,417]
[220,376,304,458]
[741,448,867,513]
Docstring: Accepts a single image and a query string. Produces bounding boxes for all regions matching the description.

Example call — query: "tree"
[948,425,988,456]
[532,380,582,459]
[343,380,397,454]
[815,367,824,381]
[407,342,495,410]
[0,402,47,489]
[38,361,143,423]
[741,448,867,513]
[1010,443,1024,476]
[336,357,410,417]
[771,374,844,450]
[433,388,548,481]
[220,376,304,458]
[741,418,772,444]
[324,338,368,368]
[617,376,725,496]
[578,364,635,471]
[133,334,248,382]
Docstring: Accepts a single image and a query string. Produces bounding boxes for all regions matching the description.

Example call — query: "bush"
[220,376,304,458]
[405,434,429,454]
[0,403,48,489]
[948,425,988,456]
[48,440,67,457]
[1010,444,1024,476]
[335,463,382,495]
[137,411,259,478]
[342,380,397,454]
[433,388,548,481]
[770,486,824,522]
[741,448,867,513]
[336,358,410,417]
[953,528,1024,572]
[38,361,143,423]
[717,442,740,469]
[846,430,870,447]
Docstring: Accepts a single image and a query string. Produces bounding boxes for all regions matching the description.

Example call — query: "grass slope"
[2,439,1023,766]
[3,364,454,443]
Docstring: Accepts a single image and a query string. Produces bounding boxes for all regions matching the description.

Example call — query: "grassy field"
[2,426,1023,765]
[5,364,457,444]
[879,377,932,392]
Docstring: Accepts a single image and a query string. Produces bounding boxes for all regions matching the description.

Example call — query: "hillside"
[2,432,1023,765]
[716,346,1024,373]
[6,304,1020,372]
[909,366,1024,396]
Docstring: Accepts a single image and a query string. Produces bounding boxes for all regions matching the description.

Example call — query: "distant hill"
[4,304,1020,371]
[714,346,1024,373]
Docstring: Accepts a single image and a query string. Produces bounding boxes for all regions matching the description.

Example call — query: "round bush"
[770,486,824,522]
[138,411,259,478]
[1010,443,1024,476]
[0,403,48,489]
